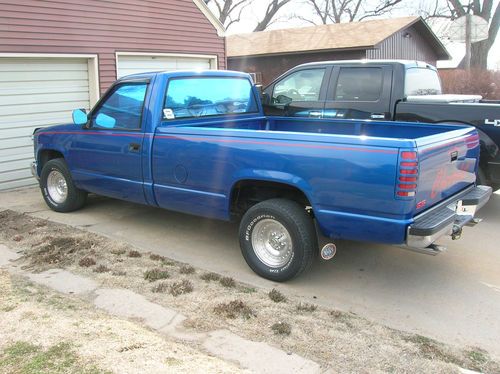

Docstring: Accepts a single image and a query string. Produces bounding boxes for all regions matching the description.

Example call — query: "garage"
[0,55,99,190]
[116,53,217,79]
[0,0,226,191]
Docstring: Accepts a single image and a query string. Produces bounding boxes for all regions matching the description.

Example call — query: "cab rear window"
[163,77,258,120]
[405,68,442,96]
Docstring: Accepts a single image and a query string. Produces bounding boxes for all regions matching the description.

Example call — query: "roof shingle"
[227,16,422,57]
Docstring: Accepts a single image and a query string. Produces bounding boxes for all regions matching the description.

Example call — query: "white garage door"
[117,54,213,78]
[0,57,91,190]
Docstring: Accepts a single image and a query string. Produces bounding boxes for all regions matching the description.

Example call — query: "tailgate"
[399,127,480,214]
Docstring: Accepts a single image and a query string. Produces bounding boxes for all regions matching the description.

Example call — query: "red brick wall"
[0,0,226,92]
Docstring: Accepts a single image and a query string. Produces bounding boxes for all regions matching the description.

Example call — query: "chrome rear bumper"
[404,185,492,254]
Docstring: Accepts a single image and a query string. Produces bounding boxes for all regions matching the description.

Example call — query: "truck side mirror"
[72,109,88,126]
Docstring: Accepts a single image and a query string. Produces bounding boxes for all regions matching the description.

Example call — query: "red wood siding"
[0,0,226,92]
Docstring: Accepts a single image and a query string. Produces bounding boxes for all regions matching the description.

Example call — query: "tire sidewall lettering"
[244,213,296,273]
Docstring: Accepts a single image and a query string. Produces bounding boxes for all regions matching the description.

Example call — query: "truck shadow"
[83,191,499,291]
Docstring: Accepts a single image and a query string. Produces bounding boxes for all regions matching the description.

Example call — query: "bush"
[439,69,500,100]
[144,268,170,282]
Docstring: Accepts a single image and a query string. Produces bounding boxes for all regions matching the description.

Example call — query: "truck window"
[272,69,325,104]
[404,68,442,96]
[91,82,147,130]
[335,67,383,101]
[164,77,258,120]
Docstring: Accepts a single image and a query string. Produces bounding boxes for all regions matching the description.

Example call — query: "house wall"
[228,50,365,86]
[366,25,438,65]
[0,0,226,93]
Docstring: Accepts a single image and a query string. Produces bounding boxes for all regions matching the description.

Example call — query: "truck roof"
[294,59,437,70]
[118,69,252,81]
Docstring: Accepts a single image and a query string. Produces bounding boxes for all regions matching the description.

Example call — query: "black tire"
[239,198,316,282]
[40,158,87,212]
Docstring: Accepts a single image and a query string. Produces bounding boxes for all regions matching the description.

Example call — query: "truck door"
[324,65,392,120]
[265,67,330,117]
[67,79,149,204]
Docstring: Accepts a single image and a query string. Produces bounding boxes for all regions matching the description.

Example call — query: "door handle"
[370,113,386,119]
[309,111,323,118]
[129,143,141,152]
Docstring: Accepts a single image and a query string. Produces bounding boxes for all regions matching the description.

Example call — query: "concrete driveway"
[1,187,500,357]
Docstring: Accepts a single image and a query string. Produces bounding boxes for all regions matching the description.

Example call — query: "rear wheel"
[239,198,316,282]
[40,158,87,212]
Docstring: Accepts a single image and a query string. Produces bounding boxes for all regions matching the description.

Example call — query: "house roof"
[227,16,450,60]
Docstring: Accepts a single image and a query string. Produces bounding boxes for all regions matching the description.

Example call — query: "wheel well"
[39,150,64,169]
[230,180,312,218]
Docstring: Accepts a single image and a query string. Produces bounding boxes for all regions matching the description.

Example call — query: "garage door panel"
[116,55,212,78]
[0,70,89,82]
[0,136,33,150]
[176,58,210,69]
[0,151,34,164]
[0,59,89,72]
[0,91,90,107]
[0,169,33,189]
[0,80,89,92]
[0,158,34,173]
[0,177,36,190]
[0,110,75,129]
[0,57,91,190]
[0,100,90,117]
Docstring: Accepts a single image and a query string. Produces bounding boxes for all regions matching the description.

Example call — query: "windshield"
[404,68,442,96]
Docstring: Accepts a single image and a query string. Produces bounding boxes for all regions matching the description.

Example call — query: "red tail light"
[396,150,418,199]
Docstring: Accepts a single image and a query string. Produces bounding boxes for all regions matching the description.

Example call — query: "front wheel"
[239,198,316,282]
[40,158,87,212]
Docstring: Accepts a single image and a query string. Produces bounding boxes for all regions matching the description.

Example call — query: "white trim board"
[192,0,225,37]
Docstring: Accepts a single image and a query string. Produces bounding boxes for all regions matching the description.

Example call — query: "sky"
[209,0,500,69]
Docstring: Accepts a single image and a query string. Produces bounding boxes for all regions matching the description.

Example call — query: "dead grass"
[110,249,125,256]
[127,250,141,258]
[200,272,221,282]
[151,282,169,294]
[78,257,96,268]
[143,268,170,282]
[169,280,193,297]
[296,302,317,313]
[149,253,165,262]
[179,265,195,275]
[213,300,256,320]
[271,322,291,336]
[0,269,240,373]
[93,265,110,274]
[219,277,235,288]
[0,340,104,374]
[268,288,286,303]
[3,209,500,373]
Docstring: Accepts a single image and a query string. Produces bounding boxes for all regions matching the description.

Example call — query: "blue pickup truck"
[32,70,492,281]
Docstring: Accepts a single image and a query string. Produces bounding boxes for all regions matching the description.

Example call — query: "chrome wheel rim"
[47,170,68,204]
[251,219,293,268]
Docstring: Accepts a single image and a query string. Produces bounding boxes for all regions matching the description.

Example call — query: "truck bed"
[193,116,471,141]
[154,116,479,244]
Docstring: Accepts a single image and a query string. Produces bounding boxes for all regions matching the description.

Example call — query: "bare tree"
[303,0,403,24]
[204,0,252,30]
[253,0,294,31]
[449,0,499,69]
